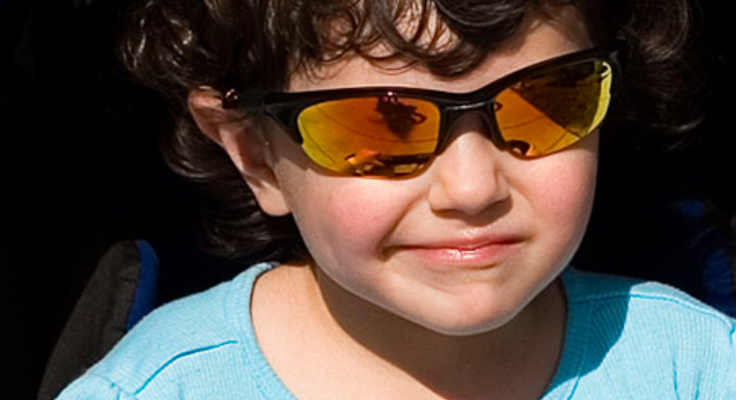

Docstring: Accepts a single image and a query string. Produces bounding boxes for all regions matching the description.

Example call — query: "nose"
[426,113,511,216]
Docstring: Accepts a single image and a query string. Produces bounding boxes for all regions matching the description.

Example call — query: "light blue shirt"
[57,264,736,399]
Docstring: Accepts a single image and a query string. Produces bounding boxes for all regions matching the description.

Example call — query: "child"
[58,0,735,398]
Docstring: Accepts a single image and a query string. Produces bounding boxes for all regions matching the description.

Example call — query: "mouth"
[391,235,525,268]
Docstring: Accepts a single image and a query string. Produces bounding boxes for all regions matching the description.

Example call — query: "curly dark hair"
[119,0,703,262]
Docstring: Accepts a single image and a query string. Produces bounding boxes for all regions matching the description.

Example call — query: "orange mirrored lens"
[297,96,441,177]
[494,60,612,156]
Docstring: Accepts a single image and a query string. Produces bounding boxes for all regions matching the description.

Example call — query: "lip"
[391,235,525,267]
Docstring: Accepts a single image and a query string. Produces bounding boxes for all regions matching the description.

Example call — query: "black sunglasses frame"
[224,45,623,159]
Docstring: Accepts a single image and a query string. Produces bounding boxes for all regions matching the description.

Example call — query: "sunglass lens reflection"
[494,60,613,157]
[297,96,441,176]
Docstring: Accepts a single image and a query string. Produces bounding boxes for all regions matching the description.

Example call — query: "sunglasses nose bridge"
[437,100,504,153]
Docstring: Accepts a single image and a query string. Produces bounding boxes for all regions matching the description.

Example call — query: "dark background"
[1,0,734,398]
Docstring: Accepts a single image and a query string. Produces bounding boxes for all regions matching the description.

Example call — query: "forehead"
[289,8,591,93]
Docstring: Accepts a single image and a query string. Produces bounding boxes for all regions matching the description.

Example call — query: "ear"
[188,88,291,216]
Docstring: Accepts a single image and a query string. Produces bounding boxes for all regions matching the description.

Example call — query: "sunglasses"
[224,46,622,178]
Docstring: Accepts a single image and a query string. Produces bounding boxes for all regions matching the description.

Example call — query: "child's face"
[259,11,596,335]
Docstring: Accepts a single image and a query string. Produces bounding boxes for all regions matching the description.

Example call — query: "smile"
[392,236,525,268]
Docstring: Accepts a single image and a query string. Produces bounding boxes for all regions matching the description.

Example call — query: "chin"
[401,296,529,337]
[418,315,520,337]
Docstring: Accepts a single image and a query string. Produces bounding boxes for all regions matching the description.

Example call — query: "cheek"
[282,173,409,263]
[268,135,409,268]
[527,141,599,259]
[542,158,597,220]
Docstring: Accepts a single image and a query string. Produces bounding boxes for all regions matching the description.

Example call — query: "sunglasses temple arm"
[221,89,266,111]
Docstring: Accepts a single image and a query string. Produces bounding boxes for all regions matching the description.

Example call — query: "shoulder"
[559,268,736,399]
[56,263,277,400]
[563,267,735,331]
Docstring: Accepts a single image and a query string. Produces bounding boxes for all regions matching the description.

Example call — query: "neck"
[308,264,567,400]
